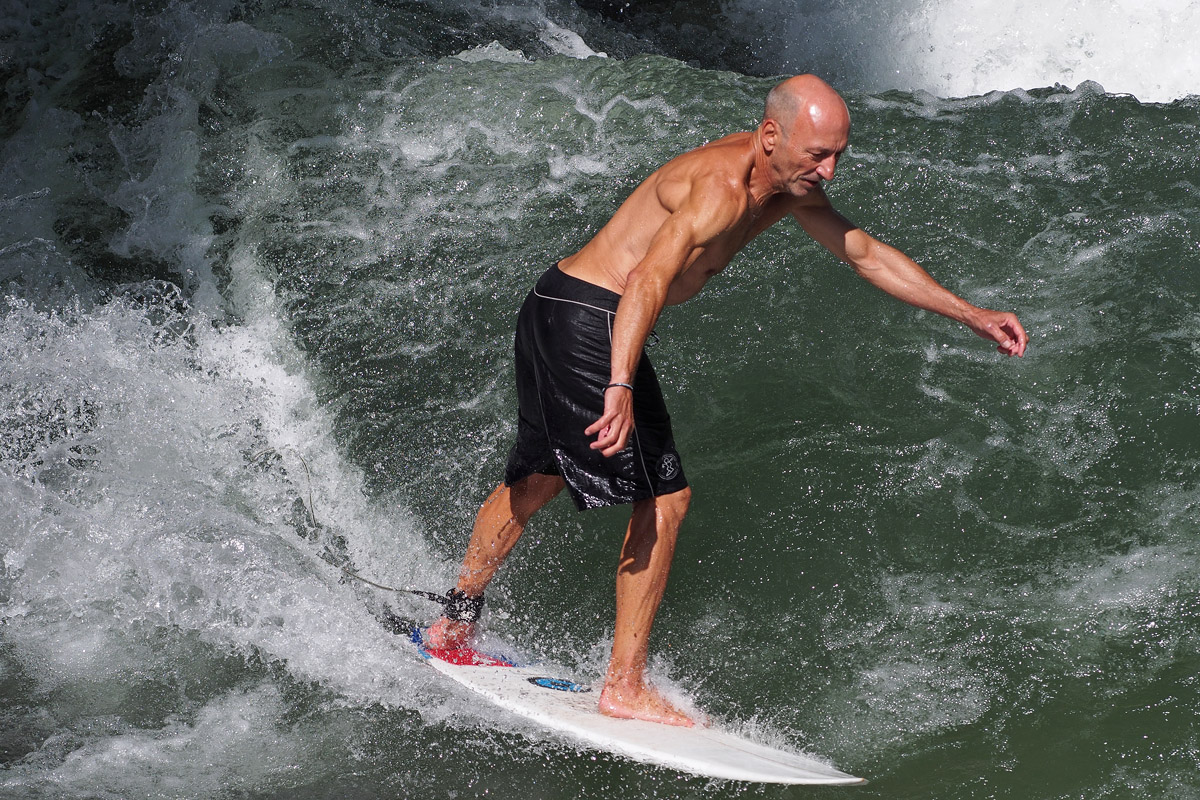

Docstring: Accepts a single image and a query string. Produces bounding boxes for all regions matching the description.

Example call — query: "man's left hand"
[968,310,1028,357]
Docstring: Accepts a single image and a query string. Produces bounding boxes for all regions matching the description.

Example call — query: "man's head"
[759,75,850,196]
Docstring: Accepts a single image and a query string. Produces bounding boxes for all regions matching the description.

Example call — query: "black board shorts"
[503,265,688,511]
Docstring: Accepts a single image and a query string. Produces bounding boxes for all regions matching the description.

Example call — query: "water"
[2,1,1198,798]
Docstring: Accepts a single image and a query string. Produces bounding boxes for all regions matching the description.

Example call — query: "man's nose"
[817,156,837,181]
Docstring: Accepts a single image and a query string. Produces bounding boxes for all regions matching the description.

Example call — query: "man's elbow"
[839,232,880,275]
[625,262,678,297]
[848,250,883,279]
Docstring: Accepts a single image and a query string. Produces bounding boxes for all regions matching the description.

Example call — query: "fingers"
[1008,316,1029,357]
[994,314,1028,358]
[587,388,634,456]
[591,429,626,457]
[979,311,1029,358]
[589,414,631,456]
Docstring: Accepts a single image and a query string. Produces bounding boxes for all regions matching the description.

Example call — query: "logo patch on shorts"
[657,452,681,481]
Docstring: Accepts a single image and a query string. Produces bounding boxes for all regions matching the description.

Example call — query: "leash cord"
[248,446,448,608]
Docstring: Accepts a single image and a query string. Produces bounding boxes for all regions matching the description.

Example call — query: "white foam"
[0,287,448,703]
[0,684,321,798]
[538,20,607,60]
[1056,546,1192,617]
[735,0,1199,102]
[454,41,532,64]
[910,0,1200,102]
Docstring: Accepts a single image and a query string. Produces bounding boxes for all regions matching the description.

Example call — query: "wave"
[3,1,1199,797]
[725,0,1200,102]
[582,0,1200,102]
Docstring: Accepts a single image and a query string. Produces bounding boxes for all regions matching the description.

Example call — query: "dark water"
[3,1,1199,798]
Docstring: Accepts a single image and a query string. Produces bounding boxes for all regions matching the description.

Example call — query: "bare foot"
[425,616,473,649]
[598,680,697,727]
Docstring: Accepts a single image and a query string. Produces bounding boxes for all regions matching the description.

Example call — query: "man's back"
[558,131,799,305]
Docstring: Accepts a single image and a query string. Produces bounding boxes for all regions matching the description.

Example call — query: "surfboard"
[401,622,864,785]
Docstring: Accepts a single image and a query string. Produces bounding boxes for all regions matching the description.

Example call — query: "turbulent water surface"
[2,1,1199,798]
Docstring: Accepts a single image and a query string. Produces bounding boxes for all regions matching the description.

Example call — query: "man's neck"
[746,130,779,210]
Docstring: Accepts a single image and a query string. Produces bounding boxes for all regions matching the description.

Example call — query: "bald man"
[427,75,1028,726]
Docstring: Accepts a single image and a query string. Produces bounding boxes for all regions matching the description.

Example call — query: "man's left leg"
[598,486,694,727]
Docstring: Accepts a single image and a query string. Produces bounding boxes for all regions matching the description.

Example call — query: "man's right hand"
[586,385,634,457]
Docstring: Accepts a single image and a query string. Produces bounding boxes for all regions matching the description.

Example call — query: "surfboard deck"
[380,610,862,785]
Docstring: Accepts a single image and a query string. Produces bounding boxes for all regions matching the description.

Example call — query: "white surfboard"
[409,628,864,785]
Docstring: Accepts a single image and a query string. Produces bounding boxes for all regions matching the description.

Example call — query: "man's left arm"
[794,194,1028,357]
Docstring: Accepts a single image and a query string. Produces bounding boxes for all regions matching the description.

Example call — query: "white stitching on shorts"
[533,288,615,316]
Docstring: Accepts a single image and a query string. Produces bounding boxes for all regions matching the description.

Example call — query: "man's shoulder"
[677,132,754,171]
[655,134,754,195]
[695,131,756,149]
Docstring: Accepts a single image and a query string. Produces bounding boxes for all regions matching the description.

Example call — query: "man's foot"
[598,679,698,727]
[425,616,473,649]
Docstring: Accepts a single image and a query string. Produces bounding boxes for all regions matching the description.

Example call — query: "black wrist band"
[443,588,485,624]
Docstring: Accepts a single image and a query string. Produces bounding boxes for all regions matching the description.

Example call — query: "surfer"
[427,74,1028,727]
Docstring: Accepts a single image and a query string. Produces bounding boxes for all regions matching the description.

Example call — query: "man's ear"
[759,119,779,154]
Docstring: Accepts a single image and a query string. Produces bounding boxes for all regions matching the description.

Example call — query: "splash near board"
[404,624,863,785]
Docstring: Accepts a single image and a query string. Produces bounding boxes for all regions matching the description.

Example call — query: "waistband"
[534,264,620,314]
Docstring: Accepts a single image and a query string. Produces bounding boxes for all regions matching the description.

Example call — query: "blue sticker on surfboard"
[527,676,591,693]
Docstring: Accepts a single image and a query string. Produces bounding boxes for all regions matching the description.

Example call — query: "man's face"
[772,110,849,196]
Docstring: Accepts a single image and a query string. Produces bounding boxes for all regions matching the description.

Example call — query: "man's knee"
[634,486,691,527]
[508,473,565,523]
[660,486,691,518]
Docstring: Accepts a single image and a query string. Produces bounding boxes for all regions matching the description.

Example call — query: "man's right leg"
[425,473,565,648]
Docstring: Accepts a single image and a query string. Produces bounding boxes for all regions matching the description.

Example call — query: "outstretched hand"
[968,309,1029,357]
[586,386,634,457]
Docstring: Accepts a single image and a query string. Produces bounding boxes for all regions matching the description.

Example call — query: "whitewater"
[2,1,1198,798]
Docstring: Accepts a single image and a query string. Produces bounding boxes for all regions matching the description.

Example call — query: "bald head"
[756,75,851,196]
[763,74,850,142]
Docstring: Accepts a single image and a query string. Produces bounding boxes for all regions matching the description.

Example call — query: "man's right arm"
[586,178,745,456]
